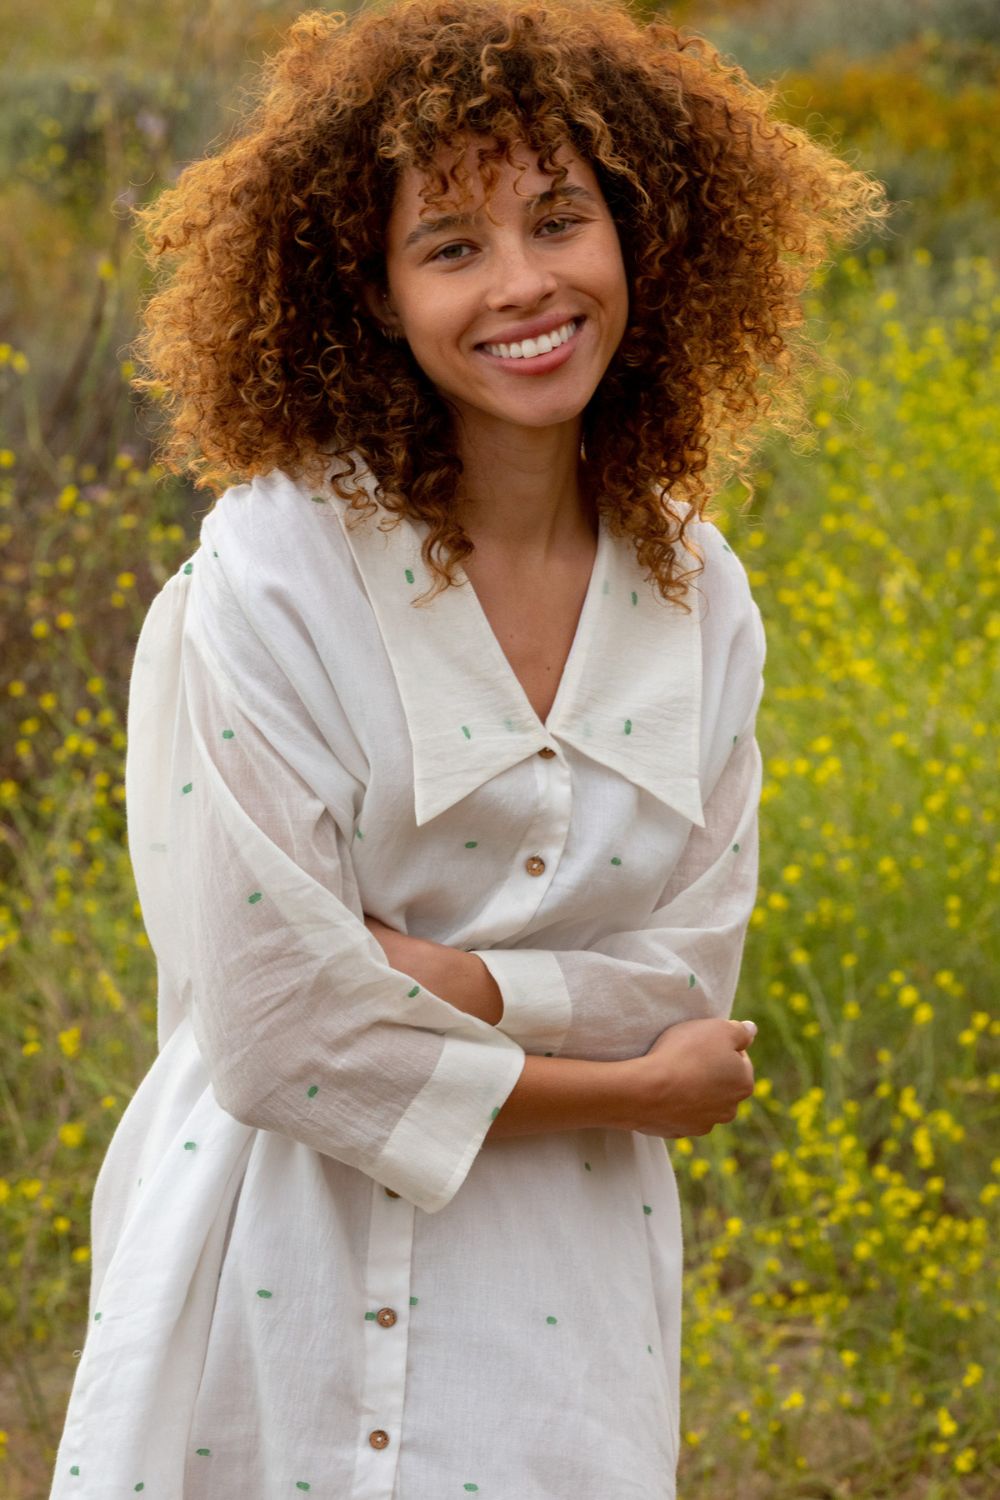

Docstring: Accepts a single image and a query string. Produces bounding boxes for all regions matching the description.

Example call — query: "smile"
[480,317,582,361]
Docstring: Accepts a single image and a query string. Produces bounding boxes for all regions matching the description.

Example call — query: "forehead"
[391,134,591,218]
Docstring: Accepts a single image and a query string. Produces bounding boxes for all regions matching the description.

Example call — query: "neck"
[452,414,595,558]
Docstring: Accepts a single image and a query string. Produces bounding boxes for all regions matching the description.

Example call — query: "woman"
[50,2,885,1495]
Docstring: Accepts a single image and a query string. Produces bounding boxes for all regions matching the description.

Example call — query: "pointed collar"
[328,479,705,830]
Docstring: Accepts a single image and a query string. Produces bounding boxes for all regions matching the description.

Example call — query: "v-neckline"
[453,516,607,733]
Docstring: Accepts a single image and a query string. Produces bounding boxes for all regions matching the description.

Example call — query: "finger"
[730,1018,755,1050]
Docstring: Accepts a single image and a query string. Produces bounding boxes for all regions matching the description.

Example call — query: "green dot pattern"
[355,827,364,840]
[307,1085,319,1098]
[195,1448,211,1457]
[461,725,472,740]
[464,840,478,849]
[584,1161,592,1171]
[464,1486,480,1493]
[410,1295,419,1305]
[69,1466,80,1476]
[624,719,632,735]
[546,1315,558,1325]
[183,1141,196,1151]
[404,568,415,584]
[722,542,733,553]
[93,1311,101,1321]
[364,1311,377,1320]
[248,891,263,904]
[310,495,325,505]
[610,856,622,866]
[135,1485,145,1493]
[183,563,193,575]
[732,842,741,853]
[296,1484,312,1493]
[256,1289,273,1299]
[181,782,192,794]
[643,1204,653,1215]
[733,733,739,744]
[221,728,234,740]
[490,1107,500,1121]
[630,590,638,606]
[688,973,697,988]
[408,985,420,998]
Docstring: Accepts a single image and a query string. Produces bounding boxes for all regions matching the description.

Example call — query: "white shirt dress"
[49,463,766,1500]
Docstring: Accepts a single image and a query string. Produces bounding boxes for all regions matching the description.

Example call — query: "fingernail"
[741,1020,758,1040]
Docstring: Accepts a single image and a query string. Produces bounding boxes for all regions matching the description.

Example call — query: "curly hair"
[132,0,888,604]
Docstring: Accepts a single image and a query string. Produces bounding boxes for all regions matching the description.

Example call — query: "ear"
[362,282,402,339]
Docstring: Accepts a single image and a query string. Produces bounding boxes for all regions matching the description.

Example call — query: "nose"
[483,236,560,311]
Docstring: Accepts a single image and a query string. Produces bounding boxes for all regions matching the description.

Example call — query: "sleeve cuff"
[372,1028,525,1214]
[470,948,572,1054]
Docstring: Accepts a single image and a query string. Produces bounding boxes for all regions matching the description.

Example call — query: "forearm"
[486,1051,640,1139]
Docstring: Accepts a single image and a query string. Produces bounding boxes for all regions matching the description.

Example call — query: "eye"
[430,241,473,263]
[428,216,582,263]
[538,216,579,236]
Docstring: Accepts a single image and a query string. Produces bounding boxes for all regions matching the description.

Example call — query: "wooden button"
[384,1187,400,1198]
[538,746,556,759]
[369,1429,390,1450]
[376,1307,397,1327]
[525,855,546,877]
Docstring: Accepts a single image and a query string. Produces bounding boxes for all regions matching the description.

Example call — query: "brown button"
[384,1187,400,1198]
[376,1307,397,1327]
[369,1429,390,1450]
[538,746,556,759]
[525,855,546,877]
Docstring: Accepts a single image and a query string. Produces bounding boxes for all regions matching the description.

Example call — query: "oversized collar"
[328,474,705,830]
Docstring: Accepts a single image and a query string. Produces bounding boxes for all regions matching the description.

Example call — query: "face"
[370,135,629,444]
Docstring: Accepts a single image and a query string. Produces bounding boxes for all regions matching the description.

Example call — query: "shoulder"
[681,514,766,674]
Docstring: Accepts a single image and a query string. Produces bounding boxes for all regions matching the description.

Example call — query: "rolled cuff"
[471,947,573,1055]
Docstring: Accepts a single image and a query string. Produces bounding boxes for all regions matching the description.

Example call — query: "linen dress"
[49,461,766,1500]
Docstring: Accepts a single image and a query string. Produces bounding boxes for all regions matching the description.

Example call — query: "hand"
[627,1017,757,1138]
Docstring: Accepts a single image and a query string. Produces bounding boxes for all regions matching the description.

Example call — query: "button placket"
[353,1181,413,1498]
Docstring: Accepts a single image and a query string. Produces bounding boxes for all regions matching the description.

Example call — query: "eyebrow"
[401,183,600,251]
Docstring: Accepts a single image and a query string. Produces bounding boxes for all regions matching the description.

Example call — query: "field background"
[1,0,998,1495]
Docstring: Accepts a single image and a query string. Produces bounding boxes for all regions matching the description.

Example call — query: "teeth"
[483,319,578,360]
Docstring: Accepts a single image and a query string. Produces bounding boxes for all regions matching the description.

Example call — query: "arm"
[126,558,527,1216]
[365,720,762,1059]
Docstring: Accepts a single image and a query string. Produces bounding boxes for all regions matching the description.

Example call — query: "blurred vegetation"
[1,0,998,1496]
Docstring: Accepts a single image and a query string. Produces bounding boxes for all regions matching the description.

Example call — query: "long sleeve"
[471,573,766,1063]
[125,553,525,1215]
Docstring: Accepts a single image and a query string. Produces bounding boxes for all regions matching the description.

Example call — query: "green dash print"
[648,1344,653,1353]
[70,1466,80,1476]
[405,568,415,584]
[135,1485,145,1493]
[365,1311,377,1320]
[584,1161,592,1171]
[688,974,697,988]
[504,717,515,731]
[464,840,478,849]
[410,1295,419,1305]
[461,725,472,740]
[311,495,325,504]
[93,1311,101,1321]
[181,782,192,794]
[732,842,740,853]
[222,728,234,739]
[630,590,638,606]
[212,551,218,558]
[248,891,263,904]
[256,1289,273,1299]
[732,733,738,744]
[610,856,622,866]
[546,1315,558,1325]
[183,563,193,575]
[307,1084,319,1098]
[408,985,420,998]
[296,1484,312,1493]
[195,1448,211,1457]
[183,1140,197,1151]
[602,579,610,595]
[464,1486,480,1493]
[643,1204,653,1215]
[544,1051,553,1057]
[624,719,632,735]
[722,542,733,553]
[354,827,364,840]
[490,1107,500,1121]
